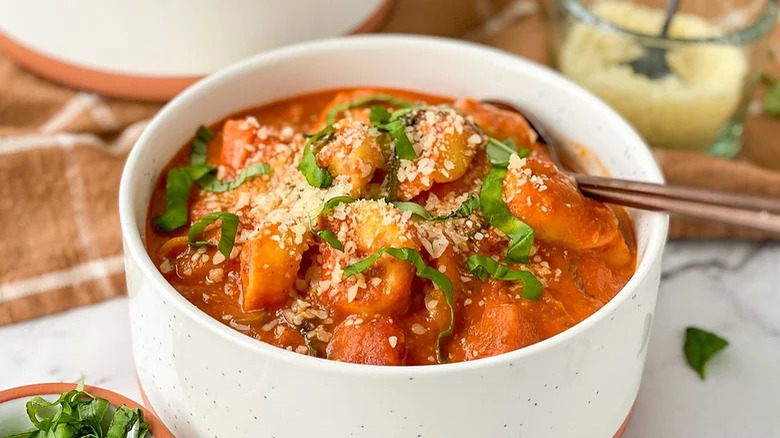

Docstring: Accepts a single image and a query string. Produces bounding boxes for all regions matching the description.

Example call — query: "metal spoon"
[626,0,681,79]
[482,99,780,234]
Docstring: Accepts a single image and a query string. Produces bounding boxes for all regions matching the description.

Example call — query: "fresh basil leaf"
[105,406,140,438]
[466,254,542,300]
[385,120,417,160]
[53,423,76,438]
[391,201,434,220]
[684,327,729,379]
[369,106,417,167]
[152,164,214,232]
[190,125,214,166]
[297,136,333,188]
[344,247,454,361]
[392,195,480,221]
[301,95,415,188]
[764,82,780,117]
[452,194,481,218]
[307,196,355,251]
[315,229,343,251]
[487,137,529,167]
[369,105,391,125]
[198,163,270,193]
[25,395,60,429]
[326,95,414,125]
[76,398,109,428]
[389,107,414,122]
[760,74,780,118]
[187,212,239,258]
[321,196,356,217]
[480,167,535,263]
[308,196,356,223]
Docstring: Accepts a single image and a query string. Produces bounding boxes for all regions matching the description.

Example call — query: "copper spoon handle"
[576,176,780,234]
[483,99,780,235]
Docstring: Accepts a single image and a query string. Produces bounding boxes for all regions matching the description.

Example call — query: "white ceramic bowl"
[119,35,668,438]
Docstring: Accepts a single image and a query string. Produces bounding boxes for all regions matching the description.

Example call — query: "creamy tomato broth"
[145,88,636,365]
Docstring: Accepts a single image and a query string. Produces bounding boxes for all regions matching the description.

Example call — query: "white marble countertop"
[1,241,778,437]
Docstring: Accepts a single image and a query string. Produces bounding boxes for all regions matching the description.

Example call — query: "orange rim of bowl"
[0,382,174,438]
[0,0,394,102]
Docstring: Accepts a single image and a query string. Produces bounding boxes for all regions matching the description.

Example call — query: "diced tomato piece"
[220,119,255,171]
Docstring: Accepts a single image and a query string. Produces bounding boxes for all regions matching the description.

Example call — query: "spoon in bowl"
[482,99,780,234]
[626,0,681,79]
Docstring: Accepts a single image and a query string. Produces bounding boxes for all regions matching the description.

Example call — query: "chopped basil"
[152,164,214,232]
[367,104,417,198]
[684,327,729,379]
[106,406,149,438]
[1,381,150,438]
[344,247,454,361]
[190,125,213,166]
[299,95,416,188]
[198,163,270,193]
[154,126,268,231]
[761,74,780,117]
[391,201,435,220]
[487,137,529,167]
[314,196,357,219]
[326,95,413,125]
[306,196,356,251]
[382,119,417,160]
[369,105,391,125]
[315,229,344,251]
[370,106,417,160]
[307,195,356,225]
[297,131,334,188]
[187,211,239,258]
[392,194,480,221]
[452,194,481,217]
[480,167,535,263]
[466,254,542,300]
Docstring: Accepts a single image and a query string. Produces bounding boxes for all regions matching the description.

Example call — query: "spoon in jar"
[625,0,681,79]
[482,99,780,234]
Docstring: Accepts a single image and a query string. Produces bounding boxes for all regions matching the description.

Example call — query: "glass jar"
[551,0,777,156]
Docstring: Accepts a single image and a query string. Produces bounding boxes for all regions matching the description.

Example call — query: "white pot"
[0,0,390,100]
[119,35,668,438]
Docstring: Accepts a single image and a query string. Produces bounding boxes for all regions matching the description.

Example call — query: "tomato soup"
[145,88,636,365]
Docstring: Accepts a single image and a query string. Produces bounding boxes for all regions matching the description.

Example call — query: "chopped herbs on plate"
[1,381,150,438]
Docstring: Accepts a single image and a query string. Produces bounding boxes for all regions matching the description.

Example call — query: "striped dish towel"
[0,51,159,325]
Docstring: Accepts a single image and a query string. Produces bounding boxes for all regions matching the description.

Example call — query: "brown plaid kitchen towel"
[0,54,160,325]
[1,0,779,325]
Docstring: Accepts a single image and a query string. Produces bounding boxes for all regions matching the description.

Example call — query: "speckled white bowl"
[119,35,668,438]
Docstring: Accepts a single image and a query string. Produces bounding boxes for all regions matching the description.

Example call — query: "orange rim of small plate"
[0,382,174,438]
[0,0,394,102]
